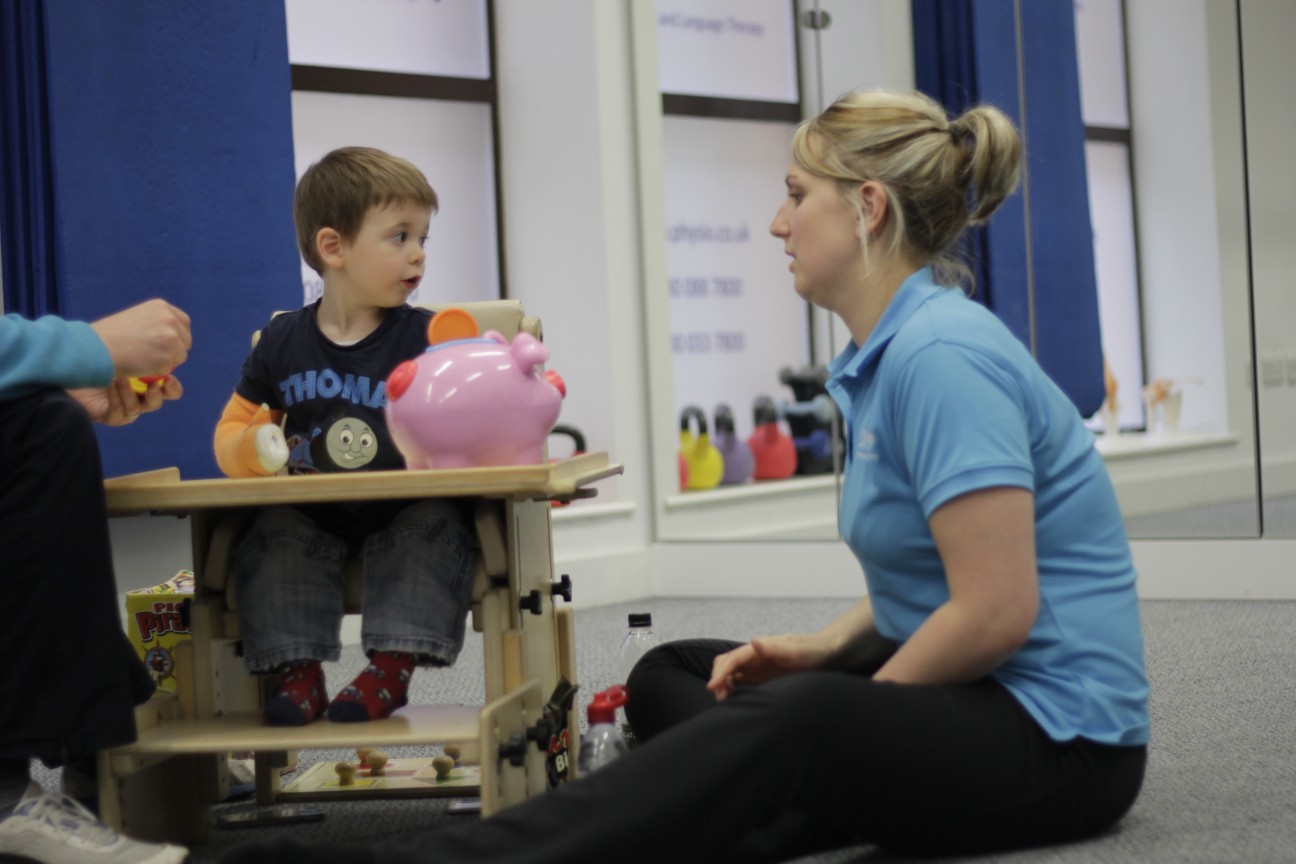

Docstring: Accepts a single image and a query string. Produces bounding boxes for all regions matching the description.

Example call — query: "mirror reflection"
[1240,0,1296,538]
[649,0,1270,541]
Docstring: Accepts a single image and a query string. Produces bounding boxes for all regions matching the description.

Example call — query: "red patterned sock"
[327,651,415,723]
[263,660,326,726]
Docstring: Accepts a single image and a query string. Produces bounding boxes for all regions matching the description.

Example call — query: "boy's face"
[334,200,432,308]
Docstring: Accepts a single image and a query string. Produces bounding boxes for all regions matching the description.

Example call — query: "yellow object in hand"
[128,373,169,394]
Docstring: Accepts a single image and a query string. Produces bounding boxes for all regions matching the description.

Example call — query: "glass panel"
[1107,0,1258,537]
[663,115,810,465]
[290,92,500,305]
[643,1,912,540]
[1083,140,1144,431]
[1240,0,1296,536]
[656,0,798,102]
[1073,0,1129,127]
[285,0,490,79]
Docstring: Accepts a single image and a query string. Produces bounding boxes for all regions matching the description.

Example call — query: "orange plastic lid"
[427,308,480,345]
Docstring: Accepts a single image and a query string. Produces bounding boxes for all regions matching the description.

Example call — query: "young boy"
[213,147,475,726]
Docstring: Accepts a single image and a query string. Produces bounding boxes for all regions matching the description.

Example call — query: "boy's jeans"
[231,498,475,671]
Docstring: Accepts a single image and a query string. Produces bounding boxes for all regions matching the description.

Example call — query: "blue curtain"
[0,0,62,319]
[14,0,302,479]
[912,0,1105,418]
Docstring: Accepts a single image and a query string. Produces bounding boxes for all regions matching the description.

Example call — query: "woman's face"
[768,163,864,310]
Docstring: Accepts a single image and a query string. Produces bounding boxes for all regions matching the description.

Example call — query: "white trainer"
[0,783,187,864]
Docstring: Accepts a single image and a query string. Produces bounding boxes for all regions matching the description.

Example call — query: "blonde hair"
[294,146,439,275]
[791,88,1021,289]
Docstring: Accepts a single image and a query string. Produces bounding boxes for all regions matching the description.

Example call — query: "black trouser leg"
[227,643,1145,864]
[0,390,151,766]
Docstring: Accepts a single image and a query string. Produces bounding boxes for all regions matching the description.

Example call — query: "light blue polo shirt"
[826,267,1149,746]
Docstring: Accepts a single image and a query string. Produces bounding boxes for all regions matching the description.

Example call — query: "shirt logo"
[855,428,878,462]
[278,369,386,409]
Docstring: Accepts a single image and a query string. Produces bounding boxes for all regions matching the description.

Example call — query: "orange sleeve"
[213,393,285,478]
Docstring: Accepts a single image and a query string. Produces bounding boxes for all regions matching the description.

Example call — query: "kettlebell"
[548,424,586,508]
[713,404,753,485]
[678,405,723,491]
[778,395,838,475]
[747,396,797,480]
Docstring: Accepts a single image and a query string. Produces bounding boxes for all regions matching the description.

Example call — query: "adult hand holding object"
[90,298,191,380]
[67,374,184,425]
[65,299,190,424]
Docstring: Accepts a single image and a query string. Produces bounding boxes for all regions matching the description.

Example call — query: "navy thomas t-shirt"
[235,301,432,475]
[233,302,435,538]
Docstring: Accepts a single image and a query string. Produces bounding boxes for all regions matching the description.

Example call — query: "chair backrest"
[252,299,540,347]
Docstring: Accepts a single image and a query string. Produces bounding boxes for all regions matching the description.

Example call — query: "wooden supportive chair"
[99,300,617,844]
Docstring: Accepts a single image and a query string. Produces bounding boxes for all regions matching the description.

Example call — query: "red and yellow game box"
[125,570,194,693]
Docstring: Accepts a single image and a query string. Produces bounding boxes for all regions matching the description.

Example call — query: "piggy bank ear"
[510,333,551,370]
[387,360,418,400]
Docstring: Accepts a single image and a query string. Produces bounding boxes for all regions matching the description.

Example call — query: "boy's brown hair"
[294,146,439,275]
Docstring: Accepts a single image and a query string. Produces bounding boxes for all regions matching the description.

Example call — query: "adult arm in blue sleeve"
[0,314,114,401]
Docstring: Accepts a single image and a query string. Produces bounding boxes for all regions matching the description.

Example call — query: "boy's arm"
[213,393,289,477]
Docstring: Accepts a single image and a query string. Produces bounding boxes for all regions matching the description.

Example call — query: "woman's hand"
[706,632,836,701]
[69,375,184,426]
[90,299,191,379]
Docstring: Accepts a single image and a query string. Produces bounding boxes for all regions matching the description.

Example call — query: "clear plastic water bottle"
[578,685,629,775]
[618,612,659,684]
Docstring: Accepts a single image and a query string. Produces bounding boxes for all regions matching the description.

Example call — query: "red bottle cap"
[586,685,628,725]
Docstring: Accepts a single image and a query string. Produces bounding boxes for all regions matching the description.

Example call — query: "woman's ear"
[858,181,889,237]
[316,227,344,270]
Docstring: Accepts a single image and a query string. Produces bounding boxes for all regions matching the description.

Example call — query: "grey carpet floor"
[35,597,1296,862]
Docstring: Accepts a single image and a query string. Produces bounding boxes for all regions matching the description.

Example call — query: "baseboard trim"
[649,538,1296,601]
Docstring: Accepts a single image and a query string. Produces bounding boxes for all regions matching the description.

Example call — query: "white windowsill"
[1094,429,1240,460]
[551,499,637,523]
[665,473,839,512]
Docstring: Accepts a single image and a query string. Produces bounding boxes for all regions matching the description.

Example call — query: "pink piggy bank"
[385,323,566,470]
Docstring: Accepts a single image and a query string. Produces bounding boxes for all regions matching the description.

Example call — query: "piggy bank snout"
[544,370,566,398]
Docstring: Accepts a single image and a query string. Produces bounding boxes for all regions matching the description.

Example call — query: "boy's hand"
[254,423,289,474]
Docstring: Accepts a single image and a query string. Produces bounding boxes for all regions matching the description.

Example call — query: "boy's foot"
[263,660,326,726]
[0,783,187,864]
[327,651,415,722]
